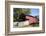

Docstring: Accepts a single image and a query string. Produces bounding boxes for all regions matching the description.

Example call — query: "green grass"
[14,23,39,28]
[33,24,39,27]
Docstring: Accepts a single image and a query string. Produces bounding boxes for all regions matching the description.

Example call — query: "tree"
[13,8,31,22]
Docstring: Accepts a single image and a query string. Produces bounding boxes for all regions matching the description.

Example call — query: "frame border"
[5,1,45,36]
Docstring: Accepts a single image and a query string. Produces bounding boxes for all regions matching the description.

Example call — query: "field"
[13,21,39,28]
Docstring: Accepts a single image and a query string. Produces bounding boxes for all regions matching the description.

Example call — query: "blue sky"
[29,8,39,16]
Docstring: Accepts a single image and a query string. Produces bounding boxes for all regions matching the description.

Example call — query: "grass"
[13,23,39,28]
[32,23,39,27]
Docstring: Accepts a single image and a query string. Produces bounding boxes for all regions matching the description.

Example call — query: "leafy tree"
[13,8,31,22]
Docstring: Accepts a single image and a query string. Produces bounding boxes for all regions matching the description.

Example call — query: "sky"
[29,8,39,16]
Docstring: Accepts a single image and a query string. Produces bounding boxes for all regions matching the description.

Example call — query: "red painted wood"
[26,16,39,24]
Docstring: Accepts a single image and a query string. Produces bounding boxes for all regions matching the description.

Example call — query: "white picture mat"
[10,5,42,32]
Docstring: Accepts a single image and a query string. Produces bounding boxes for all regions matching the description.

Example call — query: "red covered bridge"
[26,15,39,25]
